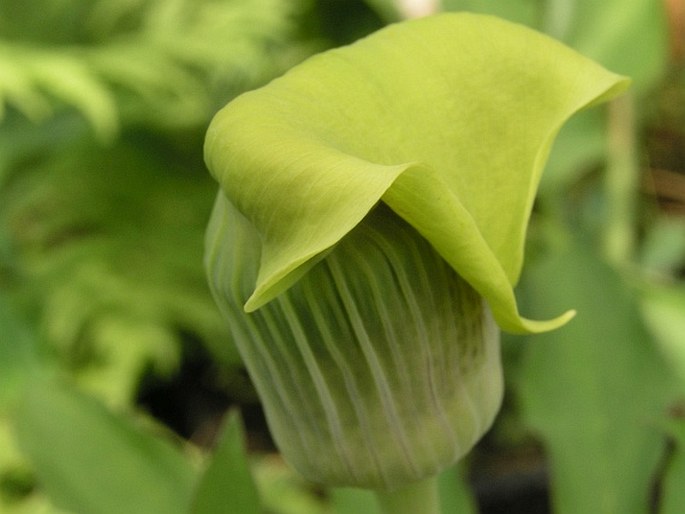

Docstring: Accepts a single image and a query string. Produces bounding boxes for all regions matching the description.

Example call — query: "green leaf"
[539,108,606,197]
[0,0,307,134]
[0,53,51,121]
[0,296,42,413]
[253,458,327,514]
[1,135,239,406]
[15,381,196,514]
[191,411,260,514]
[25,51,119,141]
[661,420,685,514]
[559,0,668,94]
[640,217,685,278]
[205,13,628,334]
[518,239,679,514]
[640,285,685,388]
[529,0,653,216]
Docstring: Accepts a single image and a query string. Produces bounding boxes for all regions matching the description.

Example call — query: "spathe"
[205,13,629,333]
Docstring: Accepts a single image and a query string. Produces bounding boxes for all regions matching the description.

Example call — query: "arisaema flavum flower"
[205,12,628,498]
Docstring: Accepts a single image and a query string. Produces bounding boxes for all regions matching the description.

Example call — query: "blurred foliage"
[0,0,684,513]
[0,0,314,138]
[191,411,259,514]
[16,381,197,514]
[0,1,315,512]
[518,239,680,513]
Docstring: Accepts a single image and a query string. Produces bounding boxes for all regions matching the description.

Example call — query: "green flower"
[205,13,628,490]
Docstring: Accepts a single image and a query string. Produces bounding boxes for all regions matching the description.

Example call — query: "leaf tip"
[526,309,577,334]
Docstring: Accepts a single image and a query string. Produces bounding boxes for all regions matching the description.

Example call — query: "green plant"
[2,2,685,513]
[204,12,627,513]
[0,1,314,512]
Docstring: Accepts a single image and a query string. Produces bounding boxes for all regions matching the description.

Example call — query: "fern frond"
[0,0,310,138]
[1,130,239,406]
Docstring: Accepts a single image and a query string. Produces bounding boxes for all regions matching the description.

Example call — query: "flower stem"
[374,476,441,514]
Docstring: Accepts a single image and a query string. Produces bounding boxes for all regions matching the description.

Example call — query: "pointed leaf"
[191,411,261,514]
[16,381,196,514]
[205,13,628,333]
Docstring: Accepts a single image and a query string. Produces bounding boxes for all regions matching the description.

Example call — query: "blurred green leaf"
[559,0,668,94]
[0,0,310,136]
[191,411,260,514]
[0,491,72,514]
[16,380,196,514]
[641,285,685,388]
[437,464,476,514]
[252,457,327,514]
[361,0,402,21]
[442,0,541,27]
[25,50,119,141]
[0,298,65,514]
[331,487,380,514]
[1,134,240,406]
[540,109,606,198]
[640,218,685,278]
[519,239,680,514]
[450,0,668,206]
[0,0,93,43]
[661,419,685,514]
[0,296,42,413]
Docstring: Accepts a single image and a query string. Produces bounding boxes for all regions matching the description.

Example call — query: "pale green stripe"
[255,307,327,446]
[302,264,389,483]
[345,236,431,465]
[205,197,313,457]
[277,293,357,479]
[299,274,373,484]
[428,249,484,448]
[366,222,459,457]
[326,255,419,486]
